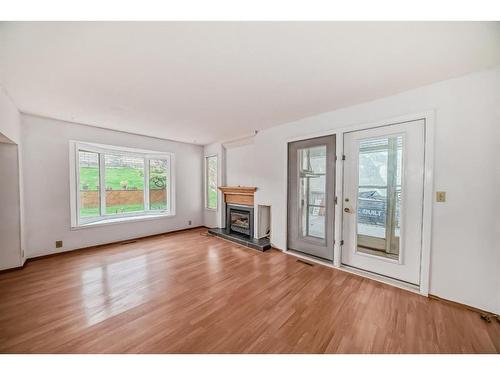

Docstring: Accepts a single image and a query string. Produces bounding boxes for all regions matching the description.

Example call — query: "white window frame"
[69,141,175,229]
[204,154,218,210]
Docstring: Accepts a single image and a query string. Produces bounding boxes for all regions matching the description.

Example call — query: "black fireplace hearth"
[207,203,270,251]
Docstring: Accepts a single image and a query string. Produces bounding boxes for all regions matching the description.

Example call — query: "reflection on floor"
[0,228,498,353]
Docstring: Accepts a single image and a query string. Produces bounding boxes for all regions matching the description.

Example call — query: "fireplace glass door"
[226,204,254,238]
[230,209,251,236]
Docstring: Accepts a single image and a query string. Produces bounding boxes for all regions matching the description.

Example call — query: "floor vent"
[296,259,314,267]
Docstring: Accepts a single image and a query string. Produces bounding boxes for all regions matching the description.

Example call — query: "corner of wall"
[0,85,25,269]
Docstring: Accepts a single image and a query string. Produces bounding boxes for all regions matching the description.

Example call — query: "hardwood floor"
[0,228,498,353]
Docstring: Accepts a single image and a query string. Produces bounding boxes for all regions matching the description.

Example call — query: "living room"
[0,3,499,372]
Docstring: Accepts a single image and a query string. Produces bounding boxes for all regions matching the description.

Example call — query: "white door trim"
[283,111,435,296]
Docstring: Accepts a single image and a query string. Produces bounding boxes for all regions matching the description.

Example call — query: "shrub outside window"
[205,155,218,210]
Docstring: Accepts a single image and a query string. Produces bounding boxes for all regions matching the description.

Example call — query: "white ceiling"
[1,22,499,145]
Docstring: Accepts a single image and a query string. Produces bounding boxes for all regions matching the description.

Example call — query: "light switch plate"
[436,191,446,202]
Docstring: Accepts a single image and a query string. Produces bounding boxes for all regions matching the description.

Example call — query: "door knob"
[344,207,351,213]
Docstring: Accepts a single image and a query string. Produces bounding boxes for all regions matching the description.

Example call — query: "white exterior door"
[341,120,425,285]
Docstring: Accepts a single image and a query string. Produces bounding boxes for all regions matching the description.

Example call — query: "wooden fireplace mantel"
[218,186,257,206]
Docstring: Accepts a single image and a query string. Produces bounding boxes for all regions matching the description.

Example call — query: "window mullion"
[99,152,106,217]
[386,137,398,255]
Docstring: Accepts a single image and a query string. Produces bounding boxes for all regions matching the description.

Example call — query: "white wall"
[203,138,258,228]
[21,114,204,258]
[0,87,21,144]
[0,86,25,269]
[225,141,257,187]
[225,66,500,314]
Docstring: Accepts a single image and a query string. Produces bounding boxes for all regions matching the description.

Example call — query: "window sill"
[205,207,218,212]
[71,212,174,230]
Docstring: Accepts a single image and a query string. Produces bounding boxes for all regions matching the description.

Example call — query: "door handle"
[344,207,351,213]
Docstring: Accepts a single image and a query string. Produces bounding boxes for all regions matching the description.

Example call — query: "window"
[78,151,101,218]
[298,145,327,239]
[149,159,168,211]
[105,152,145,215]
[71,141,174,227]
[356,135,402,260]
[205,155,218,210]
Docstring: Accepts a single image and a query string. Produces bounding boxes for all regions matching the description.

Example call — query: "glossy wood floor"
[1,228,499,353]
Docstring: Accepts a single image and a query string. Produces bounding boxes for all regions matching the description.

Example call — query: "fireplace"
[208,186,269,251]
[226,204,254,239]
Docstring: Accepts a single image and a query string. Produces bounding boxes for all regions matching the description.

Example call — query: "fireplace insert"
[226,204,254,239]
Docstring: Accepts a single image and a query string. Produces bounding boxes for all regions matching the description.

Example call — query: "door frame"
[283,111,435,296]
[287,134,336,261]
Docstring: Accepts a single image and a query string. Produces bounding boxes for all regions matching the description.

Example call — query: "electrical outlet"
[55,240,63,248]
[188,220,192,225]
[436,191,446,202]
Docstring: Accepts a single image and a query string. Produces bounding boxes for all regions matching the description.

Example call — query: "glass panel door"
[298,145,327,240]
[287,135,335,261]
[356,136,402,260]
[342,120,425,285]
